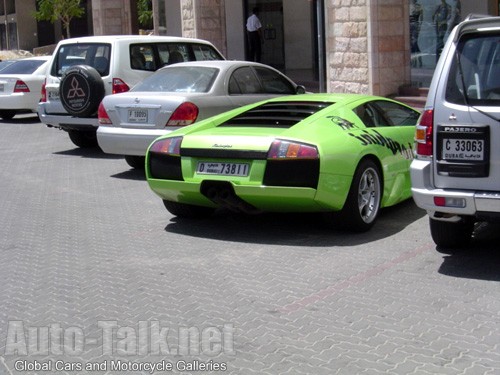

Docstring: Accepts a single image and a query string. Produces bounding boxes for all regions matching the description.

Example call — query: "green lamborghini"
[146,94,420,231]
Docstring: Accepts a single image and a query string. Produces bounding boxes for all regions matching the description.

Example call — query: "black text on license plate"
[128,109,148,123]
[197,162,249,176]
[48,91,59,100]
[442,139,484,161]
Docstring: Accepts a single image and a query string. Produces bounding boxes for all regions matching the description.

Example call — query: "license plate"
[442,139,484,161]
[48,91,59,101]
[128,109,148,123]
[197,162,250,176]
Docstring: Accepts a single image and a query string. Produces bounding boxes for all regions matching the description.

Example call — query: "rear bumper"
[97,126,170,156]
[410,159,500,219]
[0,94,38,112]
[147,178,323,212]
[38,103,98,130]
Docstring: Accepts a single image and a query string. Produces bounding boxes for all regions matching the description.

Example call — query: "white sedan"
[0,56,50,120]
[97,60,306,168]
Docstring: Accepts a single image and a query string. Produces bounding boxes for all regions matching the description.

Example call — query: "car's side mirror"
[296,85,306,94]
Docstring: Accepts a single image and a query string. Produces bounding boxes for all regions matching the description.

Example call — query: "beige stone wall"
[326,0,410,96]
[92,0,135,35]
[180,0,227,56]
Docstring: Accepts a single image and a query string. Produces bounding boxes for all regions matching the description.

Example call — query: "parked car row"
[1,34,422,235]
[7,16,500,249]
[0,56,51,120]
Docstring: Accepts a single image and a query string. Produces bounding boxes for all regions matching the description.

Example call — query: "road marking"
[279,243,434,314]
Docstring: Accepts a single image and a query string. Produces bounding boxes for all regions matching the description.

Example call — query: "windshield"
[132,66,219,93]
[0,59,47,74]
[446,32,500,106]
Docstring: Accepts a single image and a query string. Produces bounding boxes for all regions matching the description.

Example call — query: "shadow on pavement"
[0,114,40,124]
[164,199,427,247]
[110,168,146,181]
[438,222,500,281]
[53,147,122,160]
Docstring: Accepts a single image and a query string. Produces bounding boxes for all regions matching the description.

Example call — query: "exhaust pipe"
[201,183,261,214]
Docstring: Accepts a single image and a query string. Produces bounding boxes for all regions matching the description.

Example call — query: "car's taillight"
[14,80,29,93]
[267,140,319,159]
[415,109,434,156]
[150,136,183,156]
[40,79,47,102]
[166,102,199,126]
[112,78,130,94]
[98,102,112,125]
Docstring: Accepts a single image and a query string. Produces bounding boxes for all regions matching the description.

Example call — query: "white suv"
[410,16,500,250]
[38,35,224,148]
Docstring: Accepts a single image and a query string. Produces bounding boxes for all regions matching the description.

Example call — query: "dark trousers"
[248,31,261,62]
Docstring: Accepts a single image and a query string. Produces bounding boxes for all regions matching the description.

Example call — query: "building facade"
[2,0,499,96]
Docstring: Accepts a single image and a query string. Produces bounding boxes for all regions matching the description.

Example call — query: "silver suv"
[38,35,224,148]
[411,16,500,250]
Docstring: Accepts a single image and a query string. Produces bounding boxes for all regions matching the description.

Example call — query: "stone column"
[92,0,138,36]
[180,0,226,57]
[326,0,410,96]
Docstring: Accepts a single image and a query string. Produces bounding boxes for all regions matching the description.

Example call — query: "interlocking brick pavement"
[0,116,499,374]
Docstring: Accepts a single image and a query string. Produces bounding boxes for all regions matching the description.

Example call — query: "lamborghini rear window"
[219,102,331,128]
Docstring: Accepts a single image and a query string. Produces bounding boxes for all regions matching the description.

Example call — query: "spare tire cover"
[60,65,105,117]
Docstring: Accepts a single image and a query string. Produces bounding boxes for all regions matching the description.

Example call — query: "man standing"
[246,7,263,62]
[433,0,451,61]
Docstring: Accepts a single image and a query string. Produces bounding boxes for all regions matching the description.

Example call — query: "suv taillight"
[166,102,199,126]
[415,109,434,156]
[98,102,112,125]
[40,79,47,102]
[112,78,130,94]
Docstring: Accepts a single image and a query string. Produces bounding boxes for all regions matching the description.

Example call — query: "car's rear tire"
[429,217,474,251]
[324,159,382,232]
[68,129,98,148]
[0,110,16,120]
[125,155,145,169]
[163,200,214,218]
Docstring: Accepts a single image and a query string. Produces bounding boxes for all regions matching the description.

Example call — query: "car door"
[353,99,419,198]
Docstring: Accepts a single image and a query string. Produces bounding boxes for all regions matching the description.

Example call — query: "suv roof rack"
[463,13,494,21]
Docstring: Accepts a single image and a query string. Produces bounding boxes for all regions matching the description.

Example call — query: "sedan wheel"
[0,110,16,120]
[324,159,381,232]
[125,155,145,169]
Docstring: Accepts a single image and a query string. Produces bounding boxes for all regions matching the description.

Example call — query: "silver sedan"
[97,60,306,168]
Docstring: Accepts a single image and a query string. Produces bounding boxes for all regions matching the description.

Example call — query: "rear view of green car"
[146,93,420,232]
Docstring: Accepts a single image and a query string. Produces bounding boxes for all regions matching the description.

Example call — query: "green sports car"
[146,93,420,231]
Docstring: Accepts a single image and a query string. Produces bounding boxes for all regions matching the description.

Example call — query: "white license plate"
[48,91,59,101]
[442,139,484,161]
[128,109,148,123]
[197,162,250,176]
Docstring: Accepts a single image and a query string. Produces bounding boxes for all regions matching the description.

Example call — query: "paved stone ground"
[0,116,499,374]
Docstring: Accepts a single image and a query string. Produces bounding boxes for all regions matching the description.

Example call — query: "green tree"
[33,0,85,39]
[137,0,153,30]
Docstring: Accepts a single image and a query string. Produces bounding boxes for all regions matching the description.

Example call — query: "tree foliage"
[34,0,85,39]
[137,0,153,30]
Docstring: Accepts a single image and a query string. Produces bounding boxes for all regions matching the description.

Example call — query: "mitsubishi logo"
[66,77,86,99]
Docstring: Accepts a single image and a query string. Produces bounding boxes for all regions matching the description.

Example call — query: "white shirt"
[246,14,262,32]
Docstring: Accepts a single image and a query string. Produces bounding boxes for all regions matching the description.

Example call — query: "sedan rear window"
[132,67,218,93]
[0,59,47,74]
